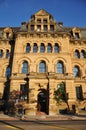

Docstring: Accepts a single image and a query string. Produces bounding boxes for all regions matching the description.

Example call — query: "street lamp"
[24,74,29,103]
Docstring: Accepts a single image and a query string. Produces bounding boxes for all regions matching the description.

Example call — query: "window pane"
[0,50,3,58]
[22,61,28,74]
[33,43,38,53]
[50,25,54,31]
[75,50,80,58]
[76,86,83,100]
[44,25,47,31]
[30,25,34,31]
[73,66,80,77]
[26,43,30,53]
[54,43,59,53]
[20,84,27,100]
[39,61,46,73]
[57,62,64,74]
[5,66,10,77]
[6,50,10,58]
[47,43,52,53]
[40,43,45,53]
[81,50,85,58]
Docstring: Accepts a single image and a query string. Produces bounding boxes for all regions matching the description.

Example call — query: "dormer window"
[75,33,80,39]
[37,18,41,23]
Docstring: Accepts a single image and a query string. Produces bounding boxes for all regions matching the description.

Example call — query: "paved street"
[0,113,86,130]
[0,120,86,130]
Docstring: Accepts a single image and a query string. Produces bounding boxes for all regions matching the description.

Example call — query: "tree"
[53,82,70,111]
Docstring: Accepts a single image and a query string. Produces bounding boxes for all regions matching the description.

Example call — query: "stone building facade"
[0,9,86,115]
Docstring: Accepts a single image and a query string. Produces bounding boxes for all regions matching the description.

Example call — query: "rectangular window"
[20,84,27,100]
[37,25,41,31]
[30,25,34,31]
[43,19,47,23]
[44,25,48,31]
[75,33,80,39]
[50,25,54,31]
[37,19,41,23]
[76,86,83,100]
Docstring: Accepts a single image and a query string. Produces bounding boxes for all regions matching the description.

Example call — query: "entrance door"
[37,90,49,114]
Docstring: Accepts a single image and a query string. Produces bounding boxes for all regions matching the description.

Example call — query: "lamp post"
[24,74,29,103]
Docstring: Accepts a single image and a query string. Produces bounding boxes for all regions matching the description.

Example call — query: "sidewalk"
[0,113,86,121]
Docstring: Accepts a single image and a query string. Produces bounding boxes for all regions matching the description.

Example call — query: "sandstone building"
[0,9,86,115]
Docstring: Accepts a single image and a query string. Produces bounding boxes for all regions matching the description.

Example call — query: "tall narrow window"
[81,50,85,58]
[26,43,30,53]
[73,66,80,77]
[54,43,59,53]
[21,61,28,74]
[40,43,45,53]
[5,66,11,77]
[33,43,38,53]
[39,61,46,73]
[6,49,10,58]
[47,43,52,53]
[76,86,83,100]
[74,50,80,58]
[56,61,64,74]
[0,49,3,58]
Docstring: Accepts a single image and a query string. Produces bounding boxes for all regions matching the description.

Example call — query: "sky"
[0,0,86,27]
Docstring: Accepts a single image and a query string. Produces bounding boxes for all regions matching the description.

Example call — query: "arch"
[34,57,49,64]
[37,89,49,114]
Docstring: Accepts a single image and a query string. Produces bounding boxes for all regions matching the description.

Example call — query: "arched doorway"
[37,89,49,114]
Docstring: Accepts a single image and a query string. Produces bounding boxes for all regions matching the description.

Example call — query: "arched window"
[0,49,3,58]
[56,61,64,74]
[26,43,30,53]
[5,66,11,77]
[6,49,10,58]
[40,43,45,53]
[21,61,28,74]
[54,43,59,53]
[81,50,85,58]
[33,43,38,53]
[73,66,80,77]
[74,50,80,58]
[39,61,46,73]
[47,43,52,53]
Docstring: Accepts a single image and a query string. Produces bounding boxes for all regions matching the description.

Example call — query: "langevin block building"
[0,9,86,115]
